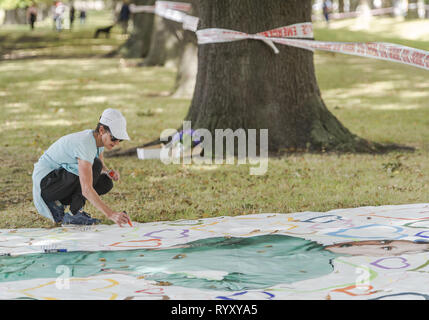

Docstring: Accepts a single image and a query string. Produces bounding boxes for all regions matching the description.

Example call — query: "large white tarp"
[2,203,429,300]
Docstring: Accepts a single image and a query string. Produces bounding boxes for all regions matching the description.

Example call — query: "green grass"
[0,9,127,59]
[1,14,429,228]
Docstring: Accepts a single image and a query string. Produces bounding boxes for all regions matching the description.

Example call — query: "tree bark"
[171,2,199,98]
[140,2,189,67]
[350,0,361,11]
[184,0,382,153]
[339,0,345,12]
[3,8,26,24]
[39,5,51,21]
[120,0,156,58]
[171,30,198,98]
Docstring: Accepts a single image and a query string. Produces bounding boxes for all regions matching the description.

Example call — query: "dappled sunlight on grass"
[5,102,30,111]
[188,165,220,171]
[1,120,20,132]
[36,79,79,86]
[318,17,429,41]
[35,119,75,127]
[391,20,429,40]
[0,64,26,72]
[0,12,124,61]
[326,81,395,97]
[82,83,137,90]
[73,93,144,106]
[36,85,65,91]
[75,95,110,104]
[398,90,429,99]
[99,68,129,75]
[368,103,421,110]
[1,115,74,133]
[39,59,89,66]
[315,40,429,114]
[47,102,66,107]
[322,80,429,110]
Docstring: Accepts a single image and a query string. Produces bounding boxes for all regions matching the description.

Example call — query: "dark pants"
[40,158,113,214]
[30,14,36,30]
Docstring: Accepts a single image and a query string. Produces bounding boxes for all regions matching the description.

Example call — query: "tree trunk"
[171,2,199,98]
[343,0,351,12]
[382,0,395,16]
[185,0,379,153]
[39,5,51,21]
[171,31,198,98]
[339,0,345,12]
[408,0,422,18]
[120,0,155,58]
[3,8,26,24]
[140,4,187,67]
[417,0,425,18]
[350,0,361,11]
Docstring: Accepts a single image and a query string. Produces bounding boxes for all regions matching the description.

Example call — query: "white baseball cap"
[99,108,130,141]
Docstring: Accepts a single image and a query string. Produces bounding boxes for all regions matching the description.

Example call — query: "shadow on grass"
[314,20,429,50]
[0,28,124,61]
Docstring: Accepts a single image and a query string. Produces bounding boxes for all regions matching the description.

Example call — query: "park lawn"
[0,14,428,228]
[0,9,124,57]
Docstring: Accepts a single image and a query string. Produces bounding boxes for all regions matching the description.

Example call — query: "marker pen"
[124,211,133,227]
[44,249,68,253]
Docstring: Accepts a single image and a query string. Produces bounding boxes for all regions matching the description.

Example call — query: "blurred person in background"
[323,0,333,24]
[79,8,86,24]
[69,3,76,29]
[118,0,131,34]
[27,2,38,30]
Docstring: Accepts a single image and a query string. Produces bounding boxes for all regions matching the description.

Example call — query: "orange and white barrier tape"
[129,3,429,72]
[197,25,429,71]
[130,1,197,31]
[155,0,191,13]
[129,1,191,17]
[182,15,199,32]
[129,4,155,14]
[269,39,429,71]
[329,7,394,20]
[314,5,429,21]
[154,1,191,23]
[197,23,314,54]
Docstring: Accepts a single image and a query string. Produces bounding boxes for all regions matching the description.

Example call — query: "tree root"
[105,136,173,158]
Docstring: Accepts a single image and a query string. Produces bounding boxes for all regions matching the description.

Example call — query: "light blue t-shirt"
[32,130,104,221]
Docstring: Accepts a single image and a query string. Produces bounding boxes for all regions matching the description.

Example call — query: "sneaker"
[46,201,65,223]
[62,210,101,225]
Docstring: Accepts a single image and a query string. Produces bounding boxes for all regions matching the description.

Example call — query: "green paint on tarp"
[0,235,341,291]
